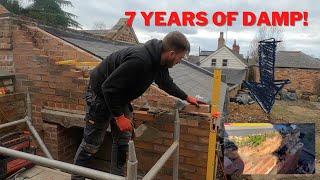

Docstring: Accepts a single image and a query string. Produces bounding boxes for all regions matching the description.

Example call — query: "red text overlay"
[125,11,309,27]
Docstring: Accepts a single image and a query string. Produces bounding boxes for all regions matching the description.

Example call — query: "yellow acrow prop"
[55,60,100,69]
[206,69,221,180]
[56,60,76,65]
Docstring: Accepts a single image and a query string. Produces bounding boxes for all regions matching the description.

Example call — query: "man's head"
[161,31,190,68]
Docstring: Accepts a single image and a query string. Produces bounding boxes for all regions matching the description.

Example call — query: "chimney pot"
[232,39,240,54]
[218,32,225,49]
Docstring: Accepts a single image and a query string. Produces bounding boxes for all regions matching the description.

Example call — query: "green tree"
[0,0,81,28]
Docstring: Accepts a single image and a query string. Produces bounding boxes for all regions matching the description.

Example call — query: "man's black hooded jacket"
[89,39,188,117]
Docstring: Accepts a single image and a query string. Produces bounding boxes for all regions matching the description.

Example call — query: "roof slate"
[274,51,320,69]
[199,50,215,56]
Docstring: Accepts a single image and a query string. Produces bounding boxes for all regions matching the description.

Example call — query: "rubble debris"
[233,93,255,105]
[279,89,297,101]
[224,124,312,175]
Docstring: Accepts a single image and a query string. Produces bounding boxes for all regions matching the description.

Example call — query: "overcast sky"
[62,0,319,58]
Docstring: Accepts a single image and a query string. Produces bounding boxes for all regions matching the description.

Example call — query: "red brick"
[41,88,55,95]
[180,134,199,143]
[185,157,207,167]
[28,74,42,81]
[179,164,197,173]
[34,81,49,88]
[182,104,210,113]
[198,137,209,144]
[180,148,197,158]
[187,128,209,137]
[184,144,208,152]
[76,105,85,111]
[135,141,154,150]
[153,144,169,153]
[180,118,199,127]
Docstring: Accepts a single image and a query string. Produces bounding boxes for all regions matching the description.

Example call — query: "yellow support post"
[206,68,221,180]
[55,60,76,65]
[55,60,100,69]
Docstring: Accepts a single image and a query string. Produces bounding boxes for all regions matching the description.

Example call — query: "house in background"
[199,32,247,70]
[82,18,139,44]
[199,50,215,62]
[197,32,248,88]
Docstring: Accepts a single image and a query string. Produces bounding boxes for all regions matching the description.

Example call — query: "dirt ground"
[228,100,320,178]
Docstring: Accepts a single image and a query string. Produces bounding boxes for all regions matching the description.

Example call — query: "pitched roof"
[81,30,111,36]
[169,61,228,107]
[39,25,227,102]
[199,50,215,56]
[225,46,245,61]
[187,55,200,65]
[81,18,139,44]
[274,51,320,69]
[41,25,131,59]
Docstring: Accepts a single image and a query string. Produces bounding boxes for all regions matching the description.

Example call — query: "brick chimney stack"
[218,32,225,49]
[232,39,240,54]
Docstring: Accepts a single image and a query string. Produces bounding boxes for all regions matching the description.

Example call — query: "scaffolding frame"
[0,93,181,180]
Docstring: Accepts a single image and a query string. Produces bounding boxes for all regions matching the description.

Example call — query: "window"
[211,59,216,66]
[222,59,228,67]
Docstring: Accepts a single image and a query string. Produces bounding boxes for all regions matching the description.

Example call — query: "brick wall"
[0,93,27,136]
[0,16,14,73]
[43,123,81,162]
[133,86,211,179]
[0,16,100,159]
[252,66,320,95]
[113,26,138,44]
[11,22,100,130]
[134,117,210,179]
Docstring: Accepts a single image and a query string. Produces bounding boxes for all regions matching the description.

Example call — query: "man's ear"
[169,50,176,57]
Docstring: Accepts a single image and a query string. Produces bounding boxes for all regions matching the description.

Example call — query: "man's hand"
[186,96,207,107]
[115,115,132,132]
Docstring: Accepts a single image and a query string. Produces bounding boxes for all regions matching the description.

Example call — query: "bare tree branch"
[249,26,285,63]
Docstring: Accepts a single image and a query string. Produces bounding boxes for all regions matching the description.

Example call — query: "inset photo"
[224,123,315,176]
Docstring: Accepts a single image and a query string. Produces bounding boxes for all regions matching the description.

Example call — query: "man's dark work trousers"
[71,86,132,180]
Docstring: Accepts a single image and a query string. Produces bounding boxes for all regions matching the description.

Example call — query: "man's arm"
[101,59,144,117]
[155,68,207,107]
[154,68,188,100]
